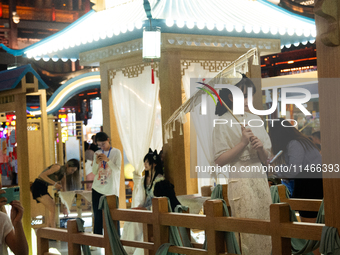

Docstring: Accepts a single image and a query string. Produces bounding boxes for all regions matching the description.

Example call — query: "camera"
[0,186,20,204]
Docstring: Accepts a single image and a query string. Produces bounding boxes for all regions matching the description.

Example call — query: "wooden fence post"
[143,222,153,255]
[152,197,169,255]
[67,220,81,255]
[270,203,291,255]
[37,230,49,255]
[204,200,225,255]
[105,195,118,255]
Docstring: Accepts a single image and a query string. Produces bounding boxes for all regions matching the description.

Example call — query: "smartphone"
[269,150,283,164]
[0,186,20,204]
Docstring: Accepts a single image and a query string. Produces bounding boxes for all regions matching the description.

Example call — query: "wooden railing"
[37,185,324,255]
[277,184,322,212]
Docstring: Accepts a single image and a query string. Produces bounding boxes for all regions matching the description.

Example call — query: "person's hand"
[250,136,264,151]
[63,207,69,217]
[241,126,254,146]
[0,189,7,207]
[97,153,109,162]
[95,153,101,164]
[10,200,24,225]
[54,183,63,191]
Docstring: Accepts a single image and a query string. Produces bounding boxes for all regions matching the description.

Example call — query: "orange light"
[79,93,84,96]
[287,61,294,64]
[30,106,39,109]
[275,57,317,66]
[87,92,98,95]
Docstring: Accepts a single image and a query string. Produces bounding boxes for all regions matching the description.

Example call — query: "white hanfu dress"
[213,111,272,255]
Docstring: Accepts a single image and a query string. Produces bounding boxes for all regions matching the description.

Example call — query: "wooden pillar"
[249,57,263,111]
[57,122,63,164]
[9,0,18,49]
[39,89,50,168]
[67,220,81,255]
[204,200,225,255]
[152,197,169,255]
[100,63,126,209]
[15,93,32,255]
[270,204,291,255]
[188,115,198,194]
[315,0,340,232]
[48,115,56,164]
[159,50,187,195]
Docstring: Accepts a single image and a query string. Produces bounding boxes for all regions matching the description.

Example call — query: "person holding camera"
[30,159,80,228]
[0,185,28,255]
[91,132,122,235]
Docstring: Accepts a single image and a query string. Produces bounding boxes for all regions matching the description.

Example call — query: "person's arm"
[250,136,269,164]
[215,127,254,166]
[5,201,28,255]
[107,150,122,172]
[61,175,66,191]
[39,165,63,190]
[92,151,100,175]
[275,140,305,179]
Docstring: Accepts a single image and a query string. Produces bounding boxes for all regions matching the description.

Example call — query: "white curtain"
[111,66,159,207]
[182,63,226,195]
[149,99,163,153]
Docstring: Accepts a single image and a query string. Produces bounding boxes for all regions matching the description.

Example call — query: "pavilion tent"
[0,0,316,61]
[163,48,258,188]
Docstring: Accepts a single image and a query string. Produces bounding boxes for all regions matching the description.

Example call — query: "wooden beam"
[39,90,50,168]
[0,88,23,96]
[315,0,340,233]
[0,102,16,112]
[15,93,32,255]
[159,51,187,195]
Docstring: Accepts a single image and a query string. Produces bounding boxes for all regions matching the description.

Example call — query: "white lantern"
[12,12,20,24]
[143,26,161,62]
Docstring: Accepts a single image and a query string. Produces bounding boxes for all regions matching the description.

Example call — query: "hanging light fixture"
[142,0,160,84]
[142,26,161,62]
[12,12,20,24]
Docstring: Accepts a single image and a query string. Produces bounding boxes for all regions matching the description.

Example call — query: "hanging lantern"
[142,26,161,62]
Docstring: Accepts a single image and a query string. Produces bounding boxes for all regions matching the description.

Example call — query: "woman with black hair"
[268,119,323,217]
[30,158,80,228]
[92,132,122,235]
[134,148,164,210]
[213,74,272,255]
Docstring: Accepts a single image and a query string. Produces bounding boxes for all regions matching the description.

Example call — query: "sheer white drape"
[182,63,225,194]
[150,99,163,153]
[111,66,160,207]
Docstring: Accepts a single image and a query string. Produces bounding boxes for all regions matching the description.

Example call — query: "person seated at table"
[133,149,164,210]
[30,159,80,227]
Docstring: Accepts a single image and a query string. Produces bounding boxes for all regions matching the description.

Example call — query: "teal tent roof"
[0,0,316,61]
[0,64,48,92]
